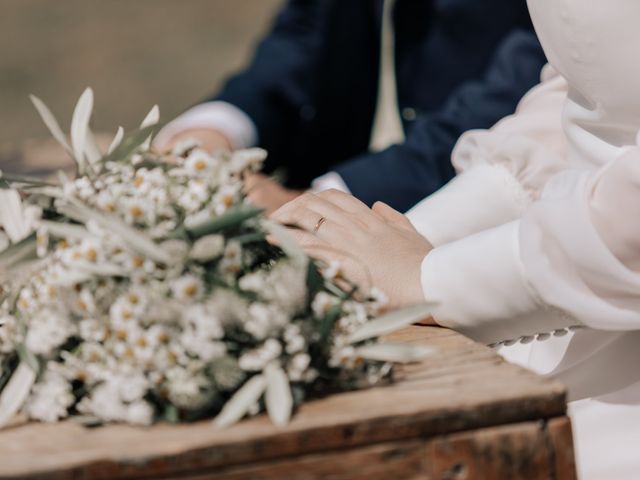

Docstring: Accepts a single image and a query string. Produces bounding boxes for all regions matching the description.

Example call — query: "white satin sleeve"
[422,142,640,345]
[408,68,569,246]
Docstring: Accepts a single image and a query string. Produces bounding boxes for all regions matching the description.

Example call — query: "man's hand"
[155,128,232,154]
[245,173,304,214]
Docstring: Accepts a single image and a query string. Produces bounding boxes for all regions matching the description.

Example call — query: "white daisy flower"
[170,274,204,302]
[185,149,220,178]
[25,368,75,423]
[25,309,76,357]
[312,292,339,318]
[126,400,154,426]
[212,184,241,215]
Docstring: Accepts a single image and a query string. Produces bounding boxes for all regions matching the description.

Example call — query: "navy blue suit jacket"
[213,0,547,211]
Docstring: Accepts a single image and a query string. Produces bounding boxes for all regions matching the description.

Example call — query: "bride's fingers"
[372,201,416,232]
[271,193,352,232]
[283,226,329,249]
[315,189,370,213]
[302,244,372,290]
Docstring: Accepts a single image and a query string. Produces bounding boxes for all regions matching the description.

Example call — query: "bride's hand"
[271,190,433,309]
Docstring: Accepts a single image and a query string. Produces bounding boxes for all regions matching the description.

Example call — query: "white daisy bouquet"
[0,89,431,429]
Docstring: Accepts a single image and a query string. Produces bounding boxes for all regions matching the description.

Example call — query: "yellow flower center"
[129,205,143,218]
[194,159,208,171]
[85,248,97,262]
[184,284,198,298]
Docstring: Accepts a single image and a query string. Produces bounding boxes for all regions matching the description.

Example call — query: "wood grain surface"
[0,141,575,479]
[0,326,573,480]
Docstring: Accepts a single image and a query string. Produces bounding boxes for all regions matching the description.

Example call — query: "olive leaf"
[85,129,103,165]
[101,124,158,164]
[0,190,32,243]
[0,362,37,428]
[348,303,435,344]
[214,374,267,429]
[261,219,307,266]
[37,220,93,241]
[140,105,160,151]
[29,95,73,155]
[265,363,293,427]
[107,126,125,155]
[64,198,173,265]
[70,88,94,173]
[354,343,433,363]
[186,205,263,238]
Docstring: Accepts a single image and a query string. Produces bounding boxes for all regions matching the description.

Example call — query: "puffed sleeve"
[421,142,640,344]
[407,67,568,247]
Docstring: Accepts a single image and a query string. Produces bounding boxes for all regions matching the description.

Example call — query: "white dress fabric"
[406,1,640,478]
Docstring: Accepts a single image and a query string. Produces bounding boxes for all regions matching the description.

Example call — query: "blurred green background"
[0,0,283,147]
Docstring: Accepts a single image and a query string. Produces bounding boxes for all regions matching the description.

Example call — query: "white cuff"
[422,221,574,344]
[406,165,531,247]
[311,172,351,194]
[154,101,258,150]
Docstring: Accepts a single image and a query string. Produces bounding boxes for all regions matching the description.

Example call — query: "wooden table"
[0,138,77,180]
[0,326,576,480]
[0,142,576,478]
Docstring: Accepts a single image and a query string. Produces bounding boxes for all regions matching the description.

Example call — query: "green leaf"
[0,173,56,189]
[320,303,343,344]
[0,234,37,282]
[102,124,158,164]
[107,126,124,155]
[261,219,307,266]
[264,363,292,428]
[186,205,263,238]
[70,88,94,173]
[37,220,93,241]
[213,374,266,429]
[64,198,173,265]
[85,129,103,164]
[140,105,160,151]
[232,232,266,245]
[0,362,36,428]
[29,95,73,155]
[163,404,180,423]
[353,343,433,363]
[306,259,324,295]
[16,344,40,375]
[348,303,435,344]
[0,189,30,243]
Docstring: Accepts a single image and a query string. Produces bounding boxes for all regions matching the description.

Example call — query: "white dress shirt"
[157,0,405,195]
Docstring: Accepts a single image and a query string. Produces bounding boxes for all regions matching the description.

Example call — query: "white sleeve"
[422,144,640,345]
[407,69,569,246]
[311,172,351,194]
[154,101,258,150]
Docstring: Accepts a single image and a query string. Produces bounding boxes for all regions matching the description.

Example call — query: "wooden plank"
[545,417,577,480]
[426,421,551,479]
[165,441,429,480]
[0,326,568,480]
[63,419,571,480]
[0,138,76,179]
